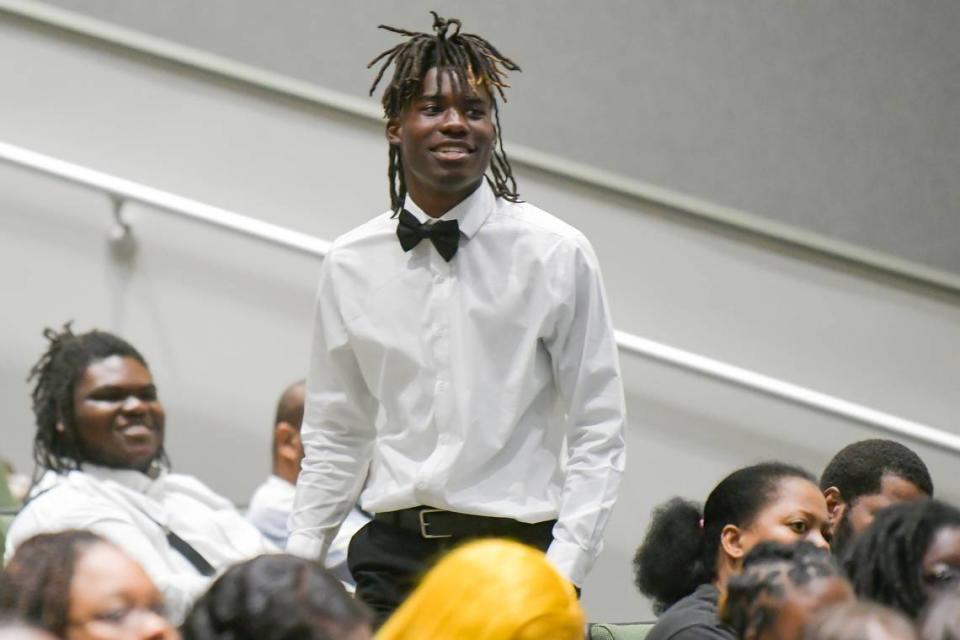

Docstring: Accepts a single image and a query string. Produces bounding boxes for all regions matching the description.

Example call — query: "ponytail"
[633,462,816,613]
[633,498,710,613]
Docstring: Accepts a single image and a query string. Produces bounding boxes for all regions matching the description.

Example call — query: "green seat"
[588,622,656,640]
[0,464,21,553]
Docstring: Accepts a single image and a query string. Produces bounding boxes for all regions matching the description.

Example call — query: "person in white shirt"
[288,13,627,623]
[246,380,369,586]
[5,325,275,623]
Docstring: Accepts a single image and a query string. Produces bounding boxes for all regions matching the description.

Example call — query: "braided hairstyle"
[721,541,849,639]
[27,323,165,473]
[368,11,521,215]
[633,462,817,613]
[844,498,960,619]
[0,530,105,636]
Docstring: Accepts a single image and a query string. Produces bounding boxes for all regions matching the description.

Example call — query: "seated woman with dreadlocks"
[4,325,275,624]
[287,11,625,624]
[843,498,960,620]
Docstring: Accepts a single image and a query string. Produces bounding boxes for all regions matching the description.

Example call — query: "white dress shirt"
[5,465,275,623]
[287,183,626,586]
[246,473,369,587]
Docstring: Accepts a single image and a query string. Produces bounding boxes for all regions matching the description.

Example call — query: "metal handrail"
[2,0,959,294]
[2,140,957,454]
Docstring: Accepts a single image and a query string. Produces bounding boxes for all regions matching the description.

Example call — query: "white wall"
[31,0,960,276]
[1,16,959,621]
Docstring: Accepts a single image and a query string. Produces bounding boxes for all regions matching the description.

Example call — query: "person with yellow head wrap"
[377,538,585,639]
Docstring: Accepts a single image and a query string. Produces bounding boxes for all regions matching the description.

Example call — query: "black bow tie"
[396,209,461,262]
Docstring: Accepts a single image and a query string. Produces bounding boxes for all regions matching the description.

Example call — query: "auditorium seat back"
[588,622,655,640]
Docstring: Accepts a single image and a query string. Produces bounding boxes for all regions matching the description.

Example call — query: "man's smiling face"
[68,355,165,472]
[387,67,496,209]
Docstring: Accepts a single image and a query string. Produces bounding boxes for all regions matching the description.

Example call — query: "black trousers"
[347,515,555,627]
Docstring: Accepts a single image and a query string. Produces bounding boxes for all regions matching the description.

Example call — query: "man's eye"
[788,521,808,534]
[91,391,124,402]
[422,104,441,114]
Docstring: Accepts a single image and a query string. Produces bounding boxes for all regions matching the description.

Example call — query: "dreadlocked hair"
[0,530,105,636]
[721,541,848,639]
[368,11,522,215]
[844,498,960,619]
[27,323,164,473]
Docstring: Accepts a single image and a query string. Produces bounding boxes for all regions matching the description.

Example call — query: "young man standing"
[287,14,626,621]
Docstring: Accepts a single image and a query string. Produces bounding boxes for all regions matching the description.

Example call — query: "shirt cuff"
[546,539,597,588]
[285,531,327,560]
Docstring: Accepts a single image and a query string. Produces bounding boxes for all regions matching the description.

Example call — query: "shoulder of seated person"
[652,622,735,640]
[10,483,131,537]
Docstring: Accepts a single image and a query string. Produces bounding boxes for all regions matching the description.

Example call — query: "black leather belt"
[374,507,556,540]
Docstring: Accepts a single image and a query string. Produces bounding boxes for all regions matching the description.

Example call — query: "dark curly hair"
[721,541,848,638]
[368,11,521,215]
[633,462,817,613]
[180,554,372,640]
[27,323,166,474]
[0,530,105,636]
[844,498,960,619]
[821,439,933,502]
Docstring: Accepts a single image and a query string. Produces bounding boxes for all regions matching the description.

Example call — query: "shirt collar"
[79,463,165,493]
[403,181,495,240]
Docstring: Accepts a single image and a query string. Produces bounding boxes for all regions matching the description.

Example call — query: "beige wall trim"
[2,0,958,295]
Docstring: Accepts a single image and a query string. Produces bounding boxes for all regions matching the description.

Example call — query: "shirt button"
[434,273,444,283]
[416,481,427,491]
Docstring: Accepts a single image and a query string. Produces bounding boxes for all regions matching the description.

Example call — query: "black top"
[645,584,736,640]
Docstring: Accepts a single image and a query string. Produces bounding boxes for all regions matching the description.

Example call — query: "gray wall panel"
[2,11,959,622]
[29,0,960,276]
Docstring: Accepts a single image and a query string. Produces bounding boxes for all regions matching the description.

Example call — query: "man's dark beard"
[831,510,854,557]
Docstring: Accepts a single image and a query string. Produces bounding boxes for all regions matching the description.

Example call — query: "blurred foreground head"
[377,538,584,640]
[721,541,853,640]
[181,554,372,640]
[845,499,960,619]
[803,602,918,640]
[0,530,178,640]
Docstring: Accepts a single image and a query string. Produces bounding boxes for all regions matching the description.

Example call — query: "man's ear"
[55,420,65,433]
[386,118,402,147]
[824,486,847,527]
[274,422,299,463]
[720,523,747,561]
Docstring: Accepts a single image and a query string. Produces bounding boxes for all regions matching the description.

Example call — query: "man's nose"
[121,394,148,413]
[439,108,468,134]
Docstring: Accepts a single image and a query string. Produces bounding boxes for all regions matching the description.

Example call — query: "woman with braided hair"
[288,12,626,624]
[844,498,960,619]
[720,541,854,640]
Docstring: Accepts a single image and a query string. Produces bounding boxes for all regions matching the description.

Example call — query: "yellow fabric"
[377,538,585,640]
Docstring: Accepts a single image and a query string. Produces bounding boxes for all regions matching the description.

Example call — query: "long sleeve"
[543,234,627,586]
[286,254,378,560]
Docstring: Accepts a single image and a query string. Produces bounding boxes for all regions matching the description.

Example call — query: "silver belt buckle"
[418,508,453,539]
